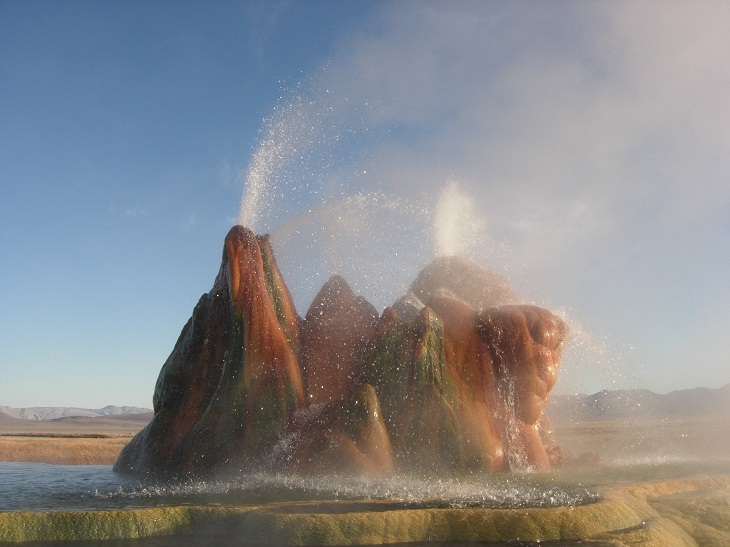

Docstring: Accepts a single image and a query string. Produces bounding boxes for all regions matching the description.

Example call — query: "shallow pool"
[3,457,729,513]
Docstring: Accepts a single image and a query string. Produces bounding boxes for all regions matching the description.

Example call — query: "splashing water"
[0,463,599,512]
[235,87,495,312]
[270,191,432,311]
[551,310,639,396]
[235,82,507,318]
[236,94,497,313]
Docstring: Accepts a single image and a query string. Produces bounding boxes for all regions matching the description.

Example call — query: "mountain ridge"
[3,384,727,424]
[547,383,730,422]
[0,405,152,421]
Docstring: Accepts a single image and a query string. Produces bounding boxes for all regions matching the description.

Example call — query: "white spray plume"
[433,180,485,259]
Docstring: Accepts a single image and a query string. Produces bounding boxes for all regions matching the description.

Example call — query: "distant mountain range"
[547,384,730,423]
[0,405,152,421]
[2,384,728,423]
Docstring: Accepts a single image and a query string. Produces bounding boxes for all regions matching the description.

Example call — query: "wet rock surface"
[2,478,729,545]
[115,226,568,479]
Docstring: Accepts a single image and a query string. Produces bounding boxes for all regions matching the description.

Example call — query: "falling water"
[269,191,432,312]
[498,373,530,471]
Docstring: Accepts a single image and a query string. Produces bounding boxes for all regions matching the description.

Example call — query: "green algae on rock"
[2,478,729,545]
[115,226,569,479]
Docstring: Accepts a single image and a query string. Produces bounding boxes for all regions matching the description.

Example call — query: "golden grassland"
[1,412,728,466]
[0,435,132,465]
[0,413,150,465]
[550,415,730,464]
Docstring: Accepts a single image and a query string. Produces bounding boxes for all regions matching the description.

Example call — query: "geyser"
[117,89,570,479]
[115,224,568,480]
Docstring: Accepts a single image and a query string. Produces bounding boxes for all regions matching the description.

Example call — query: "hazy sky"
[2,1,729,408]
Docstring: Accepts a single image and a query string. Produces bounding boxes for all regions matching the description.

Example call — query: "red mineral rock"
[115,226,304,478]
[477,305,568,470]
[302,275,379,405]
[409,256,518,309]
[115,229,568,479]
[427,295,507,472]
[277,383,394,475]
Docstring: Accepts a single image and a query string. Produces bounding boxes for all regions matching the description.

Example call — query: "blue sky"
[2,1,729,408]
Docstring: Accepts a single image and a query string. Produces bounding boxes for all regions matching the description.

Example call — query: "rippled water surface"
[0,462,595,512]
[3,458,729,513]
[0,463,127,512]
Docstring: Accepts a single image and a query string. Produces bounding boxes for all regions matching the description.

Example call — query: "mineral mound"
[115,226,567,479]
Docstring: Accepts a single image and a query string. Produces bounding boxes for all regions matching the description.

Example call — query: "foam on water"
[0,462,600,512]
[91,470,601,510]
[3,455,729,512]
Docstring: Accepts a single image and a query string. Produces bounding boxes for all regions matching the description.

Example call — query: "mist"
[236,1,730,396]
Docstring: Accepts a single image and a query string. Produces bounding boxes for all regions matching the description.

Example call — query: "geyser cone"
[410,256,518,309]
[302,274,379,405]
[115,226,304,478]
[115,227,568,479]
[221,226,304,461]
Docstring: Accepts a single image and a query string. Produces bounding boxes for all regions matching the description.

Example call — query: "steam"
[236,1,730,393]
[433,181,485,259]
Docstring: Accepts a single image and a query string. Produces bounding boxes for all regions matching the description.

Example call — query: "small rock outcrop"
[301,275,379,405]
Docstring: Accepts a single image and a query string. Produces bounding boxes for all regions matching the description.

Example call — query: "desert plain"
[0,412,152,465]
[2,405,730,545]
[2,404,730,470]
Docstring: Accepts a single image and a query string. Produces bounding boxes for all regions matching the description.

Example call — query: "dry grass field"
[550,415,730,464]
[0,413,151,465]
[2,409,728,466]
[0,435,131,465]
